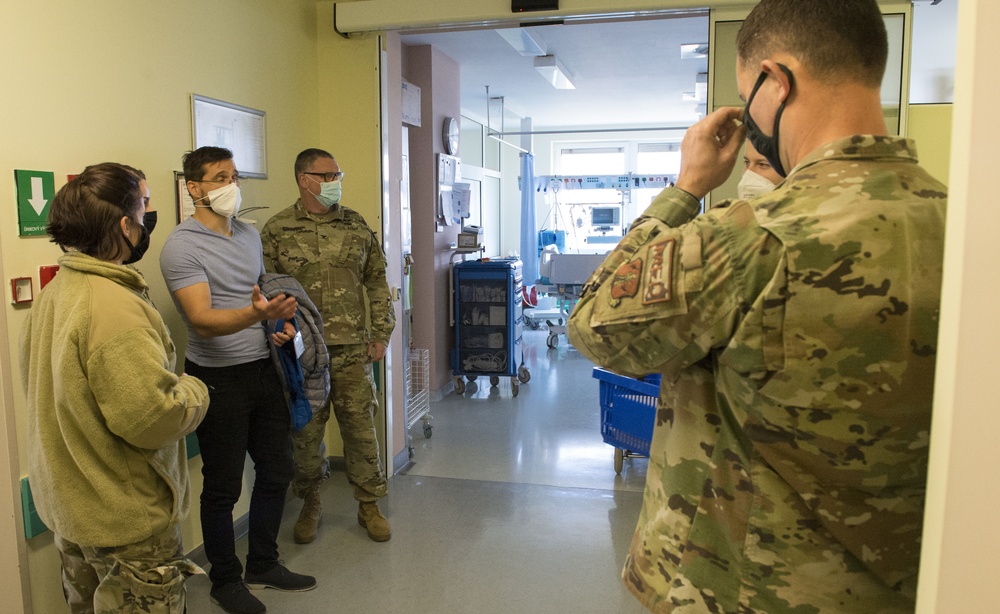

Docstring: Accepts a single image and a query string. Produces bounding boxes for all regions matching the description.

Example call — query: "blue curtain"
[519,152,539,285]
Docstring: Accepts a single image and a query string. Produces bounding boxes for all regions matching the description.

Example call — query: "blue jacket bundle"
[259,273,330,431]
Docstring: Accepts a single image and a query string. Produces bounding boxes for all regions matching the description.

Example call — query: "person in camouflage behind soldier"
[568,1,947,612]
[261,148,395,545]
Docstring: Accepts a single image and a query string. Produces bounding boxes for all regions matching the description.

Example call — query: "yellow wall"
[313,2,404,462]
[907,104,953,185]
[0,1,322,610]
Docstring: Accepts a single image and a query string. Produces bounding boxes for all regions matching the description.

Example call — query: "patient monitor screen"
[590,206,620,227]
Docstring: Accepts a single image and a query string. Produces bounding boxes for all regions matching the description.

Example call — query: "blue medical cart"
[593,368,661,473]
[452,258,531,396]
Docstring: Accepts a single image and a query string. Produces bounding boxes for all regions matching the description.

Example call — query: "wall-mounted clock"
[443,116,460,155]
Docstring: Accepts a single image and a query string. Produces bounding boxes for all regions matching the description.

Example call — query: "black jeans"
[186,357,293,587]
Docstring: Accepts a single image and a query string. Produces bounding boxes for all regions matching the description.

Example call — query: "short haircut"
[737,0,888,88]
[47,163,143,260]
[294,148,336,178]
[182,146,233,182]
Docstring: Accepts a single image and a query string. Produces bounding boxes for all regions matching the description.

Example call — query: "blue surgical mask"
[312,178,342,209]
[743,64,795,178]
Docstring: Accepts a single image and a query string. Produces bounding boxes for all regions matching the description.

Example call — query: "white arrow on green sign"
[15,170,55,237]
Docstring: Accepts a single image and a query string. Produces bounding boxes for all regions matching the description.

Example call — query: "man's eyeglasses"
[302,171,345,183]
[192,174,242,185]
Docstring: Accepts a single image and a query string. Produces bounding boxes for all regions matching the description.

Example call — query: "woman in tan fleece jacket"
[20,163,211,613]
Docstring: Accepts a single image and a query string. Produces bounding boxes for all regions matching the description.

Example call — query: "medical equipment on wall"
[437,154,467,226]
[534,173,676,254]
[457,224,483,250]
[525,173,676,347]
[538,229,566,256]
[590,206,620,227]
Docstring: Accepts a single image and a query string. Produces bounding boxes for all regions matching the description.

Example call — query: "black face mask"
[143,211,157,236]
[122,215,153,265]
[743,64,795,178]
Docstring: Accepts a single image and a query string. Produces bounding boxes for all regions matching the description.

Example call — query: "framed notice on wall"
[191,94,267,179]
[174,172,195,223]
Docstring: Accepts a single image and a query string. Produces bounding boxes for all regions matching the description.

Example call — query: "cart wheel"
[512,382,519,397]
[467,375,478,382]
[528,319,540,330]
[423,423,433,439]
[454,378,466,395]
[517,365,531,383]
[546,333,558,349]
[490,376,500,386]
[614,448,624,474]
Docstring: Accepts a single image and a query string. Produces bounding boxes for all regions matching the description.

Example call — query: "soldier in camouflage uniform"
[568,2,947,612]
[261,148,396,544]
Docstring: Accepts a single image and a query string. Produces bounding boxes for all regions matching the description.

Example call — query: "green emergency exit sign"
[15,169,55,237]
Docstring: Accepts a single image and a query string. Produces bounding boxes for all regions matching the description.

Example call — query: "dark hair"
[737,0,888,88]
[294,148,335,178]
[182,146,233,182]
[47,163,143,260]
[118,164,146,180]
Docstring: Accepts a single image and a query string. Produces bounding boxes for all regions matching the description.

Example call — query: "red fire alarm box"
[11,277,33,304]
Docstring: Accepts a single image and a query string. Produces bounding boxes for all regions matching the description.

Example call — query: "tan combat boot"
[357,501,391,542]
[293,489,322,544]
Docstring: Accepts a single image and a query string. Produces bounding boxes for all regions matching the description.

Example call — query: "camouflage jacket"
[261,199,395,346]
[568,136,947,613]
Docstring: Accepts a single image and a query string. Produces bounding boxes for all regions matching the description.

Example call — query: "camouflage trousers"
[291,343,387,502]
[54,524,204,614]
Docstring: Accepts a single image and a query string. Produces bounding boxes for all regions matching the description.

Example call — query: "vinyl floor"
[184,327,651,614]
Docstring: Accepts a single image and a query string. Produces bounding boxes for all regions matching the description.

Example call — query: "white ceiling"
[400,13,710,132]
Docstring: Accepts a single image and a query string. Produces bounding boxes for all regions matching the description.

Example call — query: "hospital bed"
[525,251,608,348]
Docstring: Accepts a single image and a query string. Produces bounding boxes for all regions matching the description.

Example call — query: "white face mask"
[195,182,242,218]
[737,170,777,201]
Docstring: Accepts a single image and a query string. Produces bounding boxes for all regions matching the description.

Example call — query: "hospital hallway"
[184,327,651,613]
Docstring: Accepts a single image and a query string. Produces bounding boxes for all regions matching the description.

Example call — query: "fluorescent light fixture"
[680,43,708,59]
[495,27,547,56]
[682,73,708,102]
[534,55,575,89]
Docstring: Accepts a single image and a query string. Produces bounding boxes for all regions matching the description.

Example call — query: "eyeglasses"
[193,174,242,185]
[302,171,345,183]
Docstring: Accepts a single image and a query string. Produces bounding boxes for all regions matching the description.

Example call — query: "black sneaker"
[210,580,266,614]
[245,563,317,592]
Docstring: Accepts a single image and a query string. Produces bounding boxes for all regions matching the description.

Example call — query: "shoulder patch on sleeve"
[611,259,643,300]
[642,239,675,305]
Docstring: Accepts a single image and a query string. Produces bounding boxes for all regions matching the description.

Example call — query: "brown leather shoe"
[293,489,322,544]
[357,501,391,542]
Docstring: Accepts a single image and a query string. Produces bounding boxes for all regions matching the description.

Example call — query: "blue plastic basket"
[593,368,660,455]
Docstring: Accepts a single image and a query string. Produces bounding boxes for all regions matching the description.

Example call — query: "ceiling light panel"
[496,27,547,56]
[533,55,575,89]
[680,43,708,59]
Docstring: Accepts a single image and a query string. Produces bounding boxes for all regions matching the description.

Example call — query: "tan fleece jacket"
[20,252,209,547]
